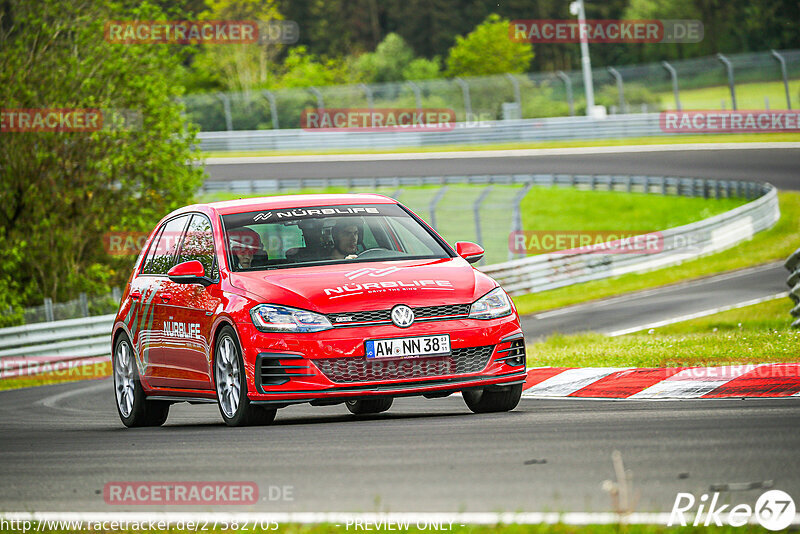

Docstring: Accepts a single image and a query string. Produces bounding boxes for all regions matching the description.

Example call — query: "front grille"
[327,303,471,326]
[312,345,494,383]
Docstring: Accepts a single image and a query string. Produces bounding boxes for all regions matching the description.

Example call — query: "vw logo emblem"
[391,305,415,328]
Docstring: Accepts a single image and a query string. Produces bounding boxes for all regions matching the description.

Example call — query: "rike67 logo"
[669,490,796,530]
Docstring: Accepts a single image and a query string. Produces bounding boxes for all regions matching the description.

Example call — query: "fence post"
[770,50,792,109]
[511,182,533,260]
[429,186,448,231]
[79,292,89,317]
[716,54,737,110]
[556,71,575,116]
[360,83,374,113]
[405,81,422,112]
[308,87,324,111]
[504,73,522,113]
[473,186,493,265]
[44,298,54,323]
[454,77,472,121]
[607,67,625,113]
[217,92,233,131]
[661,61,681,111]
[261,90,279,129]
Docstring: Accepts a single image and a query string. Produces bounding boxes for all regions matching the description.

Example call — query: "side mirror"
[167,260,214,286]
[455,242,484,264]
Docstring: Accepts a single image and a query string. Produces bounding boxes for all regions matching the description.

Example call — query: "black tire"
[213,325,277,427]
[113,333,170,428]
[346,397,393,415]
[462,383,522,414]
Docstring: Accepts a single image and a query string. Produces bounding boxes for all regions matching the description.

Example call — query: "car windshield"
[220,203,451,271]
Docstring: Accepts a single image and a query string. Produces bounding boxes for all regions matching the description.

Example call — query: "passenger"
[328,219,361,260]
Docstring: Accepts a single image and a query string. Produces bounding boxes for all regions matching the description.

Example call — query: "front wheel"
[463,383,522,414]
[113,334,169,427]
[214,326,276,427]
[346,397,393,415]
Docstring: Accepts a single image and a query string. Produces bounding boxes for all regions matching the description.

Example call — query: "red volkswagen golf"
[112,194,526,427]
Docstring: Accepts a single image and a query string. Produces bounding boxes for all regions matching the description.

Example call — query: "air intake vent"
[497,339,525,367]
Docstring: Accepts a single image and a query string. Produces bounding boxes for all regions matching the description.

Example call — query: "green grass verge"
[7,524,782,534]
[513,191,800,316]
[656,79,800,110]
[0,361,110,392]
[200,132,800,158]
[527,298,798,368]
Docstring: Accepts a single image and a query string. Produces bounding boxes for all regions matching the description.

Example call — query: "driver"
[228,227,263,269]
[328,218,361,260]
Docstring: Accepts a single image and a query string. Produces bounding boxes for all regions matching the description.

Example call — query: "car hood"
[227,258,496,313]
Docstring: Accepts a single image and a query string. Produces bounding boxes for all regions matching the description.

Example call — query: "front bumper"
[235,314,525,404]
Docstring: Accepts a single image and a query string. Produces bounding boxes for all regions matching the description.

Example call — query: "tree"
[0,0,205,308]
[445,14,534,77]
[356,33,440,83]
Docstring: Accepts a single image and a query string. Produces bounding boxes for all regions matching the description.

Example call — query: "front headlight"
[250,304,333,333]
[469,287,512,319]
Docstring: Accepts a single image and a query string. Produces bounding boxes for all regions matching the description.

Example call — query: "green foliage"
[276,46,355,88]
[0,0,206,307]
[445,14,534,77]
[355,33,441,83]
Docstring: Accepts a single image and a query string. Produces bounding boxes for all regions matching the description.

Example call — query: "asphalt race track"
[521,262,788,339]
[204,146,800,191]
[1,380,799,513]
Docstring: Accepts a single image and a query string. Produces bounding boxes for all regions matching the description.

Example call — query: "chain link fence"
[183,49,800,132]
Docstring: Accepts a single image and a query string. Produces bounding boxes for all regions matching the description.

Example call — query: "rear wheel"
[214,326,276,427]
[463,383,522,414]
[346,397,393,415]
[113,334,169,427]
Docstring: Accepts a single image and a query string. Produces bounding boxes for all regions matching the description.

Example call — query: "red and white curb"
[523,364,800,399]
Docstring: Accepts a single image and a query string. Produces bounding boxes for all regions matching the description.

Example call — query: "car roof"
[205,193,397,215]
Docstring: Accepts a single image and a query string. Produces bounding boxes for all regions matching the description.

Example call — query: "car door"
[139,214,190,388]
[158,213,222,391]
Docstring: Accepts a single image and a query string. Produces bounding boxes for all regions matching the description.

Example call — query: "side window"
[178,214,217,277]
[140,215,189,275]
[139,225,164,275]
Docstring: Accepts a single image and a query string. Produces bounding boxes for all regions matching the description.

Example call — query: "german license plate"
[365,334,450,359]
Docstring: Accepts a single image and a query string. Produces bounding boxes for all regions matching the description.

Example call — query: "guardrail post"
[661,61,681,111]
[217,92,233,131]
[389,188,402,200]
[308,87,324,111]
[44,298,54,323]
[261,90,279,129]
[473,186,493,265]
[504,74,522,113]
[360,83,374,113]
[454,78,472,121]
[405,81,422,112]
[716,54,737,110]
[607,67,625,113]
[556,71,575,116]
[511,182,533,260]
[429,186,448,231]
[770,50,792,109]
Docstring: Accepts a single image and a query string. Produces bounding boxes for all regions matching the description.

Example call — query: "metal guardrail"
[785,248,800,328]
[482,178,779,295]
[0,315,114,372]
[0,174,779,366]
[196,114,671,152]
